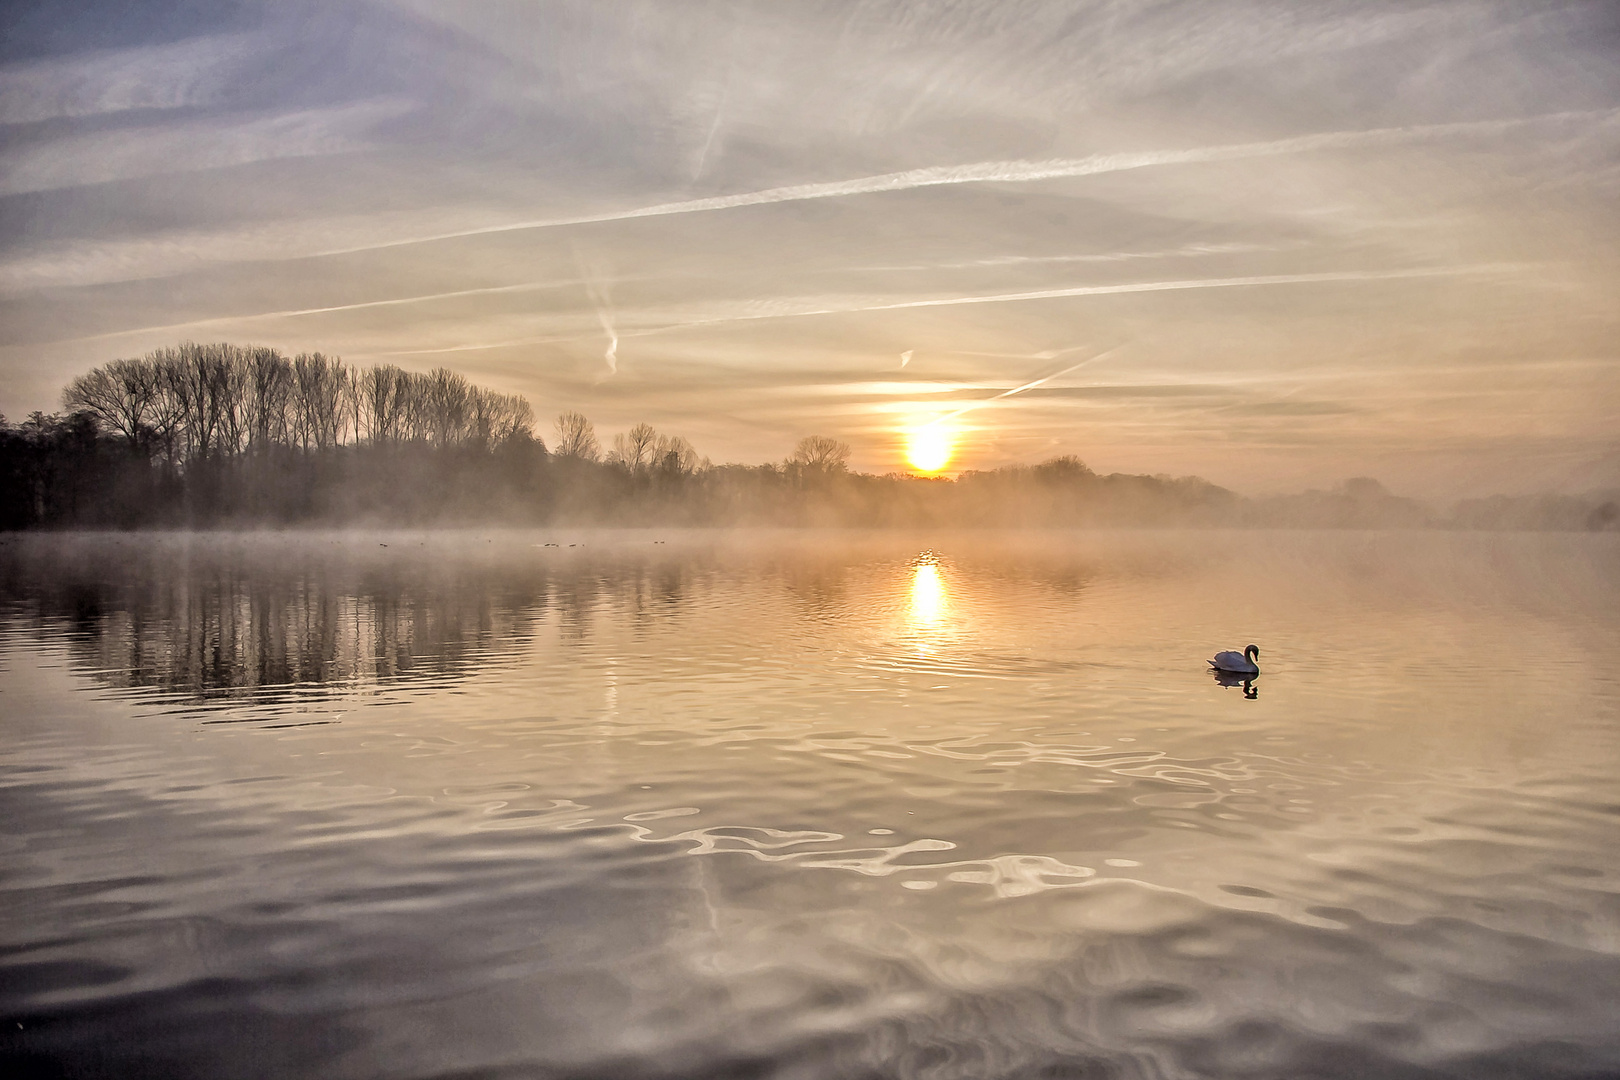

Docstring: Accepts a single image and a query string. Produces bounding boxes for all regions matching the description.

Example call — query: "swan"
[1210,644,1260,676]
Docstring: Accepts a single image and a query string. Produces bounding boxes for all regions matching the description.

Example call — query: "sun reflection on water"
[909,556,948,631]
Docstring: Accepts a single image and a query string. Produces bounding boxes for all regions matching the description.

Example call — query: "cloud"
[574,253,620,376]
[1,110,1601,292]
[632,265,1521,335]
[0,97,412,196]
[0,34,256,125]
[929,346,1125,427]
[3,2,1615,494]
[62,278,601,344]
[856,243,1294,273]
[0,205,522,292]
[312,113,1601,257]
[368,264,1517,360]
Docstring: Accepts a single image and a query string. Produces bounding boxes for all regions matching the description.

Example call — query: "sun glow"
[906,426,954,474]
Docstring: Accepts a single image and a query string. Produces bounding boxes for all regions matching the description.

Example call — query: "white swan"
[1210,644,1260,676]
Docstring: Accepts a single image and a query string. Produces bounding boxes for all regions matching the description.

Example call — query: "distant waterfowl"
[1210,644,1260,676]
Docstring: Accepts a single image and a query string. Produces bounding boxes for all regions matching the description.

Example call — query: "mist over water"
[2,530,1619,1078]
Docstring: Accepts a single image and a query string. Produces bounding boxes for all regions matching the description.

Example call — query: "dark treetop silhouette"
[2,342,1615,531]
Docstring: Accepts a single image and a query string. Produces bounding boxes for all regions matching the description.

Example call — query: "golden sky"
[1,1,1616,494]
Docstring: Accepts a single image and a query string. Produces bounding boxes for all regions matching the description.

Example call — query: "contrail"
[66,278,593,344]
[928,346,1125,428]
[369,263,1515,358]
[49,242,1266,346]
[641,264,1516,333]
[311,111,1602,258]
[855,241,1290,274]
[598,308,619,374]
[355,331,587,359]
[60,255,1510,351]
[692,80,731,182]
[575,248,619,375]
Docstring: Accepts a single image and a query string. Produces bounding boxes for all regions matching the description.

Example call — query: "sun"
[905,426,954,474]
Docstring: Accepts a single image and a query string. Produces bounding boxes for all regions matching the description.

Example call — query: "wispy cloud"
[0,206,524,292]
[63,278,599,344]
[3,2,1614,493]
[312,113,1604,257]
[634,265,1521,334]
[572,249,621,376]
[691,79,731,182]
[929,346,1125,427]
[0,34,256,125]
[372,264,1517,359]
[0,98,411,196]
[2,113,1599,292]
[592,294,620,376]
[854,242,1295,273]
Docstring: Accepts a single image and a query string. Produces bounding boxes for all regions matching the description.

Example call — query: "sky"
[0,0,1616,495]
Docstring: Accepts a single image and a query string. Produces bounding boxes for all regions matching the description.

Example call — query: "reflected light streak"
[910,562,948,630]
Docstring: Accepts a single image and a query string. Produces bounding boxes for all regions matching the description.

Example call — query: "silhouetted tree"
[21,342,1606,533]
[612,422,659,474]
[554,411,599,460]
[5,343,555,527]
[244,347,293,456]
[62,358,158,450]
[654,433,705,476]
[791,435,851,471]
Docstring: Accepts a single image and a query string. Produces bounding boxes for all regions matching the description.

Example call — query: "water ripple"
[3,531,1618,1078]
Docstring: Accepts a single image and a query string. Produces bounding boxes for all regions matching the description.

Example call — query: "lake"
[2,530,1617,1079]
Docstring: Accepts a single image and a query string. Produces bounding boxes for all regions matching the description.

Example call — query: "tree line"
[3,342,1615,530]
[0,342,739,528]
[60,342,534,464]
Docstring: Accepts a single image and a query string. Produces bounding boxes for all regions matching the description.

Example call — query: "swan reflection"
[1211,668,1259,698]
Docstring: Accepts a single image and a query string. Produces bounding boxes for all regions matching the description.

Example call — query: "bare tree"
[61,357,157,449]
[60,344,540,467]
[498,394,536,446]
[168,343,218,463]
[214,345,249,457]
[243,348,293,456]
[554,411,599,460]
[346,365,362,448]
[424,368,469,448]
[612,422,659,473]
[791,435,851,472]
[291,353,348,451]
[468,387,535,448]
[146,348,187,467]
[358,365,406,444]
[396,369,429,443]
[653,433,706,476]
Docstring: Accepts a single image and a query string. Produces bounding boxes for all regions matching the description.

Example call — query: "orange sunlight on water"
[909,561,947,630]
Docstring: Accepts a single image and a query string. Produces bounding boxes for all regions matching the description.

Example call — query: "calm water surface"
[2,530,1617,1079]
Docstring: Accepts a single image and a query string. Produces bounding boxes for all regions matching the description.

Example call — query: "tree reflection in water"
[0,535,697,708]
